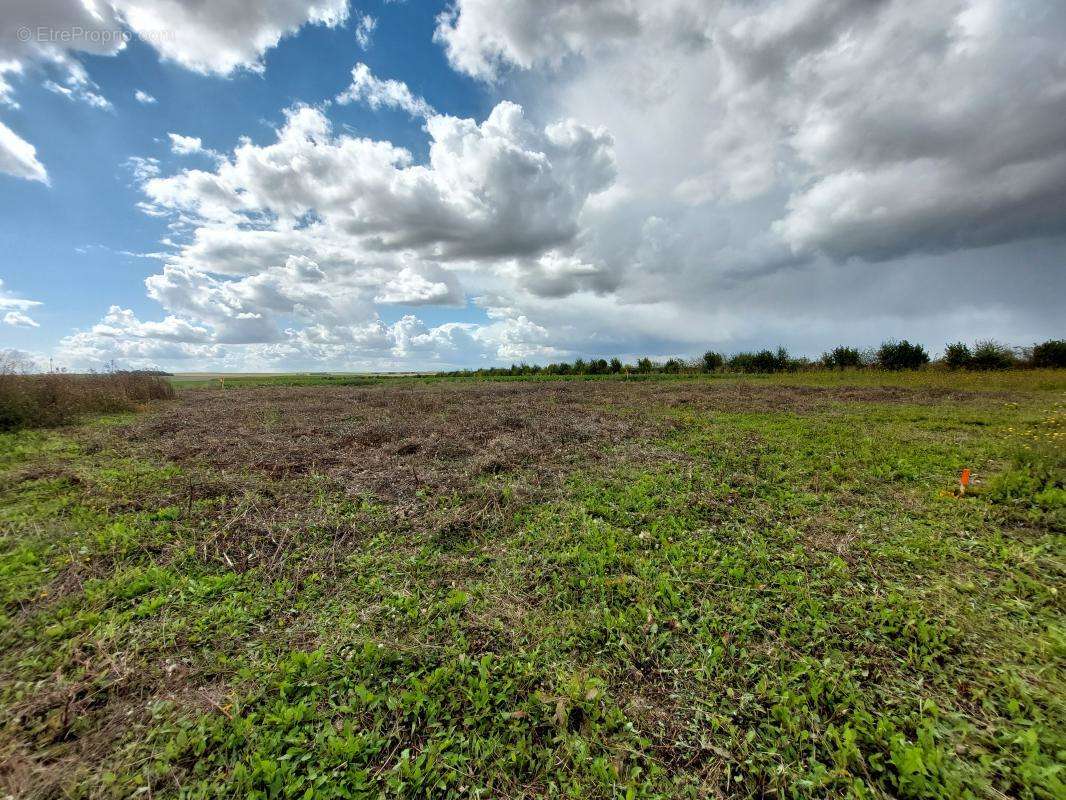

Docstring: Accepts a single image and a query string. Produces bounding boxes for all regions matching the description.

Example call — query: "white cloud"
[168,133,204,155]
[0,279,43,328]
[134,89,157,104]
[374,265,462,306]
[336,62,434,118]
[33,0,1066,370]
[91,305,211,342]
[0,60,23,108]
[63,97,616,369]
[439,0,1066,265]
[0,120,47,183]
[125,156,161,183]
[0,1,353,181]
[3,311,39,328]
[140,101,613,261]
[355,14,377,49]
[434,0,659,81]
[42,61,112,109]
[0,1,352,77]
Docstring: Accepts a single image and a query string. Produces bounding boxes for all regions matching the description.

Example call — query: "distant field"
[170,367,1066,392]
[169,372,431,389]
[1,372,1063,798]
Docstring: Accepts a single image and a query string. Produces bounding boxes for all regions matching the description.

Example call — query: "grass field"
[1,372,1063,798]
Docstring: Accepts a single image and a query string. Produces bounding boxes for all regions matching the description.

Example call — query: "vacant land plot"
[1,374,1063,798]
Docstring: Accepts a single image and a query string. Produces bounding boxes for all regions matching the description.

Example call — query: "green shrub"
[1031,339,1066,368]
[662,357,684,374]
[701,350,724,372]
[822,346,864,369]
[877,340,929,370]
[944,342,972,370]
[729,348,790,373]
[969,340,1015,370]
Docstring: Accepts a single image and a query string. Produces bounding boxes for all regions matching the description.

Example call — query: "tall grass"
[0,357,174,430]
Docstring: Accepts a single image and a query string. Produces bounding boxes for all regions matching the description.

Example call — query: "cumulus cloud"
[0,279,42,328]
[0,120,48,183]
[374,265,463,306]
[0,1,352,180]
[63,96,613,369]
[38,1,1066,370]
[439,0,1066,265]
[168,133,204,155]
[375,0,1066,364]
[335,62,434,118]
[3,311,39,328]
[140,100,613,261]
[0,1,352,77]
[166,132,222,161]
[134,89,157,104]
[434,0,654,80]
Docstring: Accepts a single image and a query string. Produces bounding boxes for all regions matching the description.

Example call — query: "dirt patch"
[125,382,659,501]
[125,380,970,486]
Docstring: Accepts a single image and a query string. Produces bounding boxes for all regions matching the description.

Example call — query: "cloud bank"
[3,1,1063,370]
[61,85,615,368]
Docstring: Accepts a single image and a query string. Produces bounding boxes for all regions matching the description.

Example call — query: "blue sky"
[1,1,1064,371]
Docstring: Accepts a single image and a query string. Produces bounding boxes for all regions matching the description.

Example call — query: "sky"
[0,0,1063,372]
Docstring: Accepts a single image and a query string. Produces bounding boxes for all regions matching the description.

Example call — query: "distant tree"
[702,351,724,372]
[572,358,587,374]
[636,357,654,373]
[662,358,683,374]
[1032,339,1066,368]
[878,340,929,370]
[944,342,972,370]
[728,352,757,372]
[609,357,623,374]
[727,350,783,373]
[775,347,792,372]
[753,349,781,373]
[969,340,1015,370]
[822,346,863,369]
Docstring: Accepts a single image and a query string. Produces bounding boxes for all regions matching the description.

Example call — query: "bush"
[0,356,174,430]
[877,340,929,370]
[729,348,789,373]
[944,342,972,370]
[969,340,1015,370]
[1031,339,1066,368]
[727,352,757,373]
[821,346,863,369]
[702,351,724,372]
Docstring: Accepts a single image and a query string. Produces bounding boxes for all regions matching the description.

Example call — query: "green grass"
[1,372,1063,798]
[169,369,1066,393]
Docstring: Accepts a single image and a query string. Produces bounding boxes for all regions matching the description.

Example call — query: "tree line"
[444,338,1066,377]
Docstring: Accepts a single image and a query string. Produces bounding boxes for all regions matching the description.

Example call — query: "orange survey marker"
[959,468,971,495]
